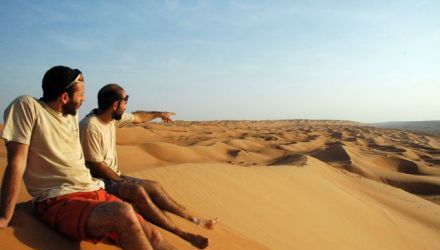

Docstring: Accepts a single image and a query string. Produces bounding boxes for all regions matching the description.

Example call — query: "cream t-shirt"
[1,96,104,201]
[79,112,134,176]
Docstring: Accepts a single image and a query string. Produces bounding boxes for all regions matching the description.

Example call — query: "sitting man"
[79,83,217,249]
[0,66,176,250]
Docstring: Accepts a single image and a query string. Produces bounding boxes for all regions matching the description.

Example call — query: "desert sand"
[1,120,439,250]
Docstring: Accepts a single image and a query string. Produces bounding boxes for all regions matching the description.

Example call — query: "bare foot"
[149,230,178,250]
[193,217,219,230]
[152,240,178,250]
[183,233,210,249]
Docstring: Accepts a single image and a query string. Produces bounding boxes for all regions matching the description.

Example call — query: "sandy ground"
[1,120,439,249]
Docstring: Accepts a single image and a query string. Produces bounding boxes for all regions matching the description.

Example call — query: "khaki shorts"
[103,175,144,195]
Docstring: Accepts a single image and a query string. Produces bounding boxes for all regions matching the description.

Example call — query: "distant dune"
[371,120,440,135]
[1,120,439,250]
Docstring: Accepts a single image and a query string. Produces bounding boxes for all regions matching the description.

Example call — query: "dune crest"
[1,120,440,249]
[118,121,440,201]
[132,162,440,250]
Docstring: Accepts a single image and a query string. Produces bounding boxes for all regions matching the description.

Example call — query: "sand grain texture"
[1,120,440,249]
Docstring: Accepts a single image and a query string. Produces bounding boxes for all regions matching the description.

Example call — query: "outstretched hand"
[159,112,176,123]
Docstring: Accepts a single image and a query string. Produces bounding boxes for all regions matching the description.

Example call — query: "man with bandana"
[0,66,176,250]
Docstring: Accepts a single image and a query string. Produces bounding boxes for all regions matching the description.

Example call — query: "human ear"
[112,101,119,110]
[60,92,70,104]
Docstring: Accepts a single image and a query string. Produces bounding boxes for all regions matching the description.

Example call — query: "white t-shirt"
[1,96,104,201]
[79,112,134,176]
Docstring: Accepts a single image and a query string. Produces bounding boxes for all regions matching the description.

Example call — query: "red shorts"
[34,189,143,244]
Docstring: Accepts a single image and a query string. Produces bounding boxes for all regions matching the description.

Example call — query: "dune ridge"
[132,161,440,250]
[1,120,440,249]
[118,121,440,201]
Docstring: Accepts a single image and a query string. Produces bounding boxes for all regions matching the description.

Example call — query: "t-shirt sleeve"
[116,112,134,128]
[80,126,104,163]
[2,96,36,145]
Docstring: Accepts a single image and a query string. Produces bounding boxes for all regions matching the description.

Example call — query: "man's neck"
[45,100,63,113]
[96,109,113,124]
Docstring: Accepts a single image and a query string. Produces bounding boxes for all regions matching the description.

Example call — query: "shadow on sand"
[11,201,82,250]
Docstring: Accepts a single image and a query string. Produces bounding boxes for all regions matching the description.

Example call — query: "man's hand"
[132,111,176,124]
[0,142,28,229]
[158,112,175,123]
[0,216,9,229]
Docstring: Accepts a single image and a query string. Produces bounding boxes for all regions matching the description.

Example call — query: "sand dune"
[132,161,440,250]
[118,121,440,199]
[1,120,440,249]
[372,120,440,135]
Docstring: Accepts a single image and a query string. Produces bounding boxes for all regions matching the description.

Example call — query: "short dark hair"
[41,66,82,102]
[97,83,125,110]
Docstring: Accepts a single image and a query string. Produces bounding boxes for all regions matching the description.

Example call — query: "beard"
[112,110,124,120]
[62,99,77,116]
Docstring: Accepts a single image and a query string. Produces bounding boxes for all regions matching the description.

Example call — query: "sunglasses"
[120,95,129,102]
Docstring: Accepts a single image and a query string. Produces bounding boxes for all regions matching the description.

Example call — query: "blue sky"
[0,0,439,123]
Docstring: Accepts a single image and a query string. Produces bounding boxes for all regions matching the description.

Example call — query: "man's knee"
[148,180,162,190]
[129,184,156,205]
[132,184,147,197]
[141,180,163,195]
[112,201,139,225]
[87,201,140,234]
